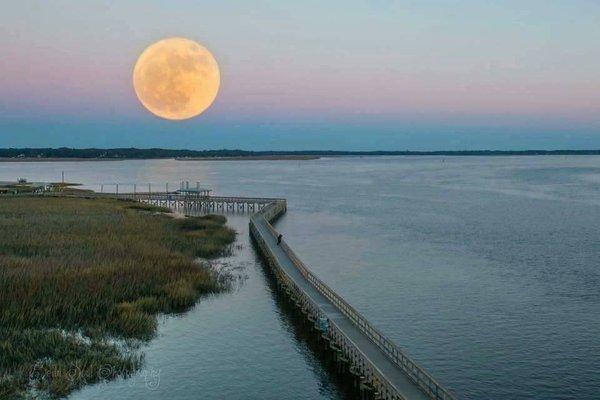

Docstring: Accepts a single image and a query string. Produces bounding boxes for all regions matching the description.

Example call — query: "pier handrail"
[254,201,456,400]
[80,192,286,203]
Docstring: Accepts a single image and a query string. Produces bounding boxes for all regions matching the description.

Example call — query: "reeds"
[0,197,236,398]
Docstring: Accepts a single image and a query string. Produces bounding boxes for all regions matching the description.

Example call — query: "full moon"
[133,37,220,120]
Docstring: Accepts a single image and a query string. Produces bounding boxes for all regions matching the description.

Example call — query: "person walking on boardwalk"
[277,234,283,245]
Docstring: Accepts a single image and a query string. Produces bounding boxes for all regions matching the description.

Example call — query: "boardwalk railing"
[0,191,282,203]
[252,201,456,400]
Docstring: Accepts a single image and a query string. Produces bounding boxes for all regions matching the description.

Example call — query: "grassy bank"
[0,196,236,398]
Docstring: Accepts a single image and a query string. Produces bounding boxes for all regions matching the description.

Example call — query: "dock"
[2,187,457,400]
[249,200,456,400]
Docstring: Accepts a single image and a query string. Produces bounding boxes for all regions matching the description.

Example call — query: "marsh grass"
[123,202,171,213]
[0,197,236,398]
[0,184,36,194]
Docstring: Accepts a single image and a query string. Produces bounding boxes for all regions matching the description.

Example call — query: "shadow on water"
[181,207,353,400]
[249,236,362,400]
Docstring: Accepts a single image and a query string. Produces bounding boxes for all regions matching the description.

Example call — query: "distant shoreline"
[1,148,600,161]
[0,156,322,162]
[0,157,127,162]
[175,155,320,161]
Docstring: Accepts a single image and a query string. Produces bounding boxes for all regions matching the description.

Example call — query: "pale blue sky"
[1,1,599,150]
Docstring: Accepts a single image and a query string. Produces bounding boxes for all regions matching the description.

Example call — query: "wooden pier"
[249,200,456,400]
[3,189,457,400]
[52,191,283,214]
[132,192,279,214]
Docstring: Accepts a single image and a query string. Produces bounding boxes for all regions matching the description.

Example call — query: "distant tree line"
[0,147,599,158]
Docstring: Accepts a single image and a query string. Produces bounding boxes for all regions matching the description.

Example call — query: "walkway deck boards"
[254,217,430,400]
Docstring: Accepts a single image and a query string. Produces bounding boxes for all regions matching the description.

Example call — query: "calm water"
[1,156,599,399]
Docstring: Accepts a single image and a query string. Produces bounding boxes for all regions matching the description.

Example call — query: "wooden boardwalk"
[3,190,457,399]
[250,201,456,400]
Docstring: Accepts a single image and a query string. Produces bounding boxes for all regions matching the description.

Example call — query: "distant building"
[177,181,211,197]
[176,187,212,197]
